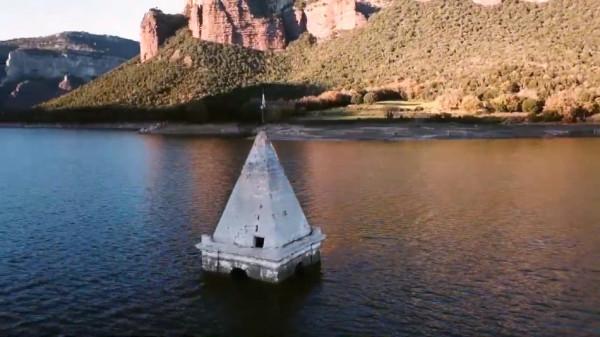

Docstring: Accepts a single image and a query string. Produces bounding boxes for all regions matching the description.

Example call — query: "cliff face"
[305,0,368,40]
[198,0,287,51]
[4,49,125,83]
[142,0,370,61]
[0,32,138,109]
[140,9,187,62]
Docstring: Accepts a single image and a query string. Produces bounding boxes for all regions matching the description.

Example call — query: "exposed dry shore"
[3,122,600,141]
[0,123,144,131]
[151,123,600,140]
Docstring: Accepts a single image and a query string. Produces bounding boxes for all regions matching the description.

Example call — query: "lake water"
[1,128,599,336]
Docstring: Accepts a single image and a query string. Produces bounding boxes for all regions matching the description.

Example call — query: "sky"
[0,0,184,41]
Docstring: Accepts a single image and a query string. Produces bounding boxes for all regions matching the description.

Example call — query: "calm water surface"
[1,129,599,336]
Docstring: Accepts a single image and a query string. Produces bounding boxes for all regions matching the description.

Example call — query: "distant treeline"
[0,83,323,124]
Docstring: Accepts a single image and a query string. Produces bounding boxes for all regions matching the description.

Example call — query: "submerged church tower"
[196,131,326,283]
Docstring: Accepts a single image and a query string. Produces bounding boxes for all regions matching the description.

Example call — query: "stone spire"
[197,131,326,283]
[213,131,312,248]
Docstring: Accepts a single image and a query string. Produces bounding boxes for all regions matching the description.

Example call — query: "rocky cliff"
[4,49,126,83]
[0,32,138,110]
[304,0,368,40]
[140,9,187,62]
[141,0,372,62]
[198,0,288,51]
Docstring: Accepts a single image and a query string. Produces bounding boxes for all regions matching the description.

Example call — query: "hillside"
[41,0,600,121]
[282,0,600,97]
[0,32,138,110]
[43,31,270,109]
[0,31,139,58]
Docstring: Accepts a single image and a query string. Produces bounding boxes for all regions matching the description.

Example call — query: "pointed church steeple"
[197,131,326,283]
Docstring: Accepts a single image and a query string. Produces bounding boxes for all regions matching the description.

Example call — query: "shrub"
[363,92,380,105]
[374,88,407,101]
[522,98,544,114]
[544,89,597,122]
[490,94,523,113]
[583,101,600,116]
[460,95,483,113]
[350,92,364,105]
[319,90,350,105]
[505,82,521,94]
[296,90,350,111]
[436,90,462,111]
[479,87,501,101]
[540,111,563,122]
[397,79,422,99]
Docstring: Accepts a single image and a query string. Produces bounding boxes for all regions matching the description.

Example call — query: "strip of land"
[150,122,600,141]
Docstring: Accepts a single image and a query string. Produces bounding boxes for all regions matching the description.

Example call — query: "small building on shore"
[196,131,326,283]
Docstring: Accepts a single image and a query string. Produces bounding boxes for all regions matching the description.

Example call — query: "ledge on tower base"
[197,229,325,283]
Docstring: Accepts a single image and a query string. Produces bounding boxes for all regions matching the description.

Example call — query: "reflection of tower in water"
[201,270,322,336]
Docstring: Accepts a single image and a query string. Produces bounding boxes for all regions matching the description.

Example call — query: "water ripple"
[0,130,599,336]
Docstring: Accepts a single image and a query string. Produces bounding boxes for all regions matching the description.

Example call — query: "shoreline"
[3,121,600,141]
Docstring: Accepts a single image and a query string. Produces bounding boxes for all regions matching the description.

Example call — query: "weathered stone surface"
[183,0,199,17]
[196,131,326,283]
[213,131,313,247]
[199,0,287,51]
[140,9,187,63]
[282,7,307,41]
[5,49,125,82]
[189,3,203,38]
[305,0,367,40]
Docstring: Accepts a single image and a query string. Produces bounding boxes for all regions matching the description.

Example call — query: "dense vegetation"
[36,0,600,122]
[279,0,599,98]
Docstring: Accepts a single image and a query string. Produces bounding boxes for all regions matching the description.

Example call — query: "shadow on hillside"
[0,83,324,124]
[246,0,274,17]
[356,2,380,17]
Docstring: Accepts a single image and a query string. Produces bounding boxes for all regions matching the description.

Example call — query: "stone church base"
[197,230,325,283]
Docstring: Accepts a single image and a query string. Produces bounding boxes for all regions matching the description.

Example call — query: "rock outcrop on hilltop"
[141,0,373,62]
[198,0,287,51]
[305,0,368,40]
[0,32,138,110]
[282,7,307,41]
[140,9,187,62]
